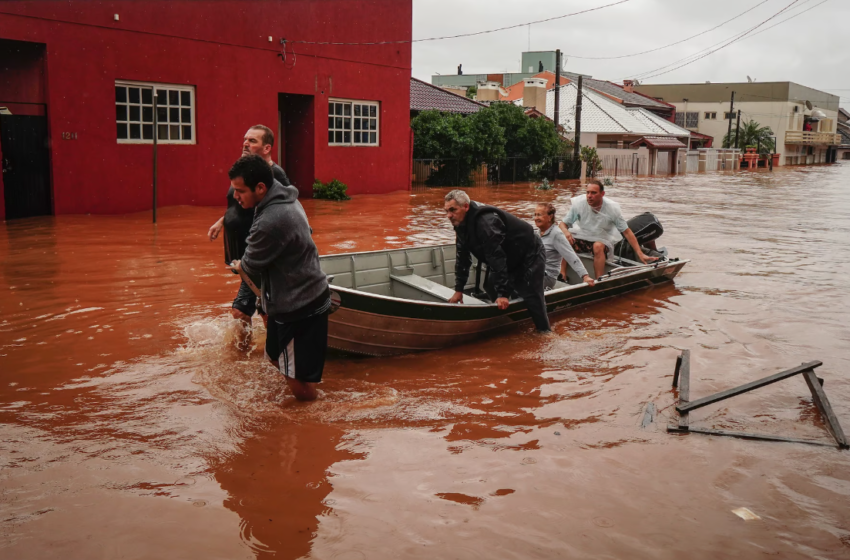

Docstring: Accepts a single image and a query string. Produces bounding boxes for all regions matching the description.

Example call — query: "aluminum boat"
[319,243,687,357]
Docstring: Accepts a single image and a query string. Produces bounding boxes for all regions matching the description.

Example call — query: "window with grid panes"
[685,112,699,128]
[115,81,195,144]
[328,99,379,146]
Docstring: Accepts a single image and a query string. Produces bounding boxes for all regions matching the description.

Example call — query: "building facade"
[0,0,412,220]
[634,82,841,166]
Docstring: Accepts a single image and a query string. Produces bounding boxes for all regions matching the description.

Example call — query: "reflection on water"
[2,165,850,558]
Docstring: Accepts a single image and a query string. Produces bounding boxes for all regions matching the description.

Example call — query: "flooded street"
[2,164,850,559]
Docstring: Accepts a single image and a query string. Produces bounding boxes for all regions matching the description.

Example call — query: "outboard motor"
[613,212,665,261]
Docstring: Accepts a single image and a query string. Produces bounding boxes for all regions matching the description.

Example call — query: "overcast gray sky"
[411,0,849,109]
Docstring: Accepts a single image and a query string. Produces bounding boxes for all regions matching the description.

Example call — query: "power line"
[562,0,772,60]
[627,0,804,81]
[290,0,634,45]
[626,0,830,83]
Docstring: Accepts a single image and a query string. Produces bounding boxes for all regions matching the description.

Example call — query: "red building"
[0,1,412,219]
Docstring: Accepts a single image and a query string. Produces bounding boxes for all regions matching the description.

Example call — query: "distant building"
[517,80,691,175]
[634,82,841,166]
[430,50,591,90]
[836,108,850,160]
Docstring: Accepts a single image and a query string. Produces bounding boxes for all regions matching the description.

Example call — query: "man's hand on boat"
[448,291,464,304]
[636,252,659,265]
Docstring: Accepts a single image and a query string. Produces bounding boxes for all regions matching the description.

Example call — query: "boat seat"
[390,274,487,305]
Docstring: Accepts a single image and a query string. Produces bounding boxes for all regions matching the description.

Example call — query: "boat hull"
[326,257,687,357]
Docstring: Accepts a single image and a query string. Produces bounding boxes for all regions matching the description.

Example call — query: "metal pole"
[553,49,561,180]
[554,49,561,133]
[152,92,158,224]
[573,75,583,175]
[725,91,735,148]
[735,109,742,150]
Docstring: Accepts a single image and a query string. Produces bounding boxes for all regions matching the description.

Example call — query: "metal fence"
[412,156,582,187]
[597,154,649,178]
[686,151,700,173]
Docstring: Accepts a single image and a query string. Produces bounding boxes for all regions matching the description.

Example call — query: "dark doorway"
[1,115,52,219]
[278,93,315,197]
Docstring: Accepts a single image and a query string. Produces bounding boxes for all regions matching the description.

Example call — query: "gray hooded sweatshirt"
[241,181,328,318]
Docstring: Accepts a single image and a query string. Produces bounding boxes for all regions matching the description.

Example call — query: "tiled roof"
[583,78,672,110]
[628,108,691,136]
[410,77,484,114]
[538,83,690,138]
[499,71,569,102]
[630,136,687,149]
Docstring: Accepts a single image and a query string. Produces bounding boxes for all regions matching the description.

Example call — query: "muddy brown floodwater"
[2,164,850,559]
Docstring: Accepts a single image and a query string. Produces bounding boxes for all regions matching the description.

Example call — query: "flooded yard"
[2,164,850,559]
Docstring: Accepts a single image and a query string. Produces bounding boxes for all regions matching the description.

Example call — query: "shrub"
[312,178,350,201]
[580,146,603,177]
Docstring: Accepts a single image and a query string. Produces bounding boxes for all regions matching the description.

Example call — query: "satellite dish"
[747,75,753,83]
[805,100,813,111]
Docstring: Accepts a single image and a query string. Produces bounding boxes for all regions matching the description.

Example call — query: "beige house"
[634,82,841,166]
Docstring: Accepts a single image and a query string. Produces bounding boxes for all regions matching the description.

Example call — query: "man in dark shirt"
[208,125,290,325]
[445,190,550,332]
[229,155,330,401]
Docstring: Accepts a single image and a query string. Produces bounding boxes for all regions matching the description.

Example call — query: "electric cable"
[561,0,773,60]
[626,0,828,82]
[289,0,634,45]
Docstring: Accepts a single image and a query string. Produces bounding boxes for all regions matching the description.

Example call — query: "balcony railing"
[785,131,842,145]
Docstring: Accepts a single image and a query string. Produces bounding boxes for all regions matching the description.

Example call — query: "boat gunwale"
[327,255,689,310]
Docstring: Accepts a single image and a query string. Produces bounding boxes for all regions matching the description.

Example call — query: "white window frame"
[328,98,380,147]
[115,80,196,145]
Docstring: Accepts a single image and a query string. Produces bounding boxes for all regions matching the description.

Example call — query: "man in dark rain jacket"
[444,190,550,332]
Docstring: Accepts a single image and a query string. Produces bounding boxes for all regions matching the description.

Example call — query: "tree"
[410,104,562,185]
[410,109,505,186]
[487,103,561,161]
[466,85,477,99]
[723,119,776,154]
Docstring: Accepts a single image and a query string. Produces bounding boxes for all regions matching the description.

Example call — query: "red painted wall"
[0,0,412,216]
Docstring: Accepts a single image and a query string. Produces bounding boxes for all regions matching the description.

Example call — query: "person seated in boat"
[558,180,657,279]
[228,155,330,402]
[533,203,594,290]
[444,190,550,333]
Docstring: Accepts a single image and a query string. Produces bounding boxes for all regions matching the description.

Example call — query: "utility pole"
[152,92,158,224]
[553,49,561,179]
[725,91,735,148]
[554,49,561,131]
[735,109,742,150]
[573,75,583,168]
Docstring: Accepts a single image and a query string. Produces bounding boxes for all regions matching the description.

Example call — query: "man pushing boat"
[228,155,331,402]
[444,190,550,333]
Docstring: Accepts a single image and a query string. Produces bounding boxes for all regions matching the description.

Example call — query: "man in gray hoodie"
[229,155,330,402]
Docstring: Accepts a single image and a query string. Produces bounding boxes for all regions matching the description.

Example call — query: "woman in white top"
[534,203,595,290]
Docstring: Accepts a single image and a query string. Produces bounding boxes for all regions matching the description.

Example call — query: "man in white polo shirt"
[558,179,657,278]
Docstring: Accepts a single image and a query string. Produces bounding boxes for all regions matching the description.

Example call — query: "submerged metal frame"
[668,351,848,449]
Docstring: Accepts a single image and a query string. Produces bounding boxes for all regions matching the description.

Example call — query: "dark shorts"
[572,238,609,256]
[265,311,329,384]
[232,280,257,317]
